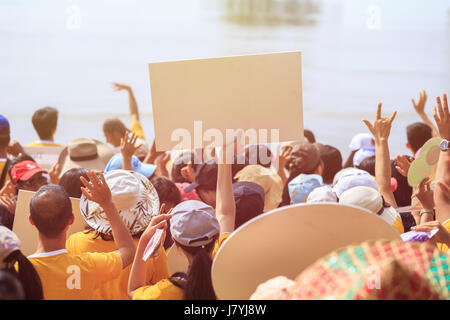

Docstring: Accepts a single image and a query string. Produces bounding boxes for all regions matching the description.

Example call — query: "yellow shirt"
[27,141,64,147]
[0,158,10,189]
[437,219,450,253]
[131,121,145,141]
[28,249,122,300]
[66,230,169,300]
[132,232,231,300]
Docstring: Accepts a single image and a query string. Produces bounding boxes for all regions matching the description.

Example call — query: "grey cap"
[170,200,220,247]
[0,226,21,268]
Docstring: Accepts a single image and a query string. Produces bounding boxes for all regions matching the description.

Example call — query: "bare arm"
[128,207,172,298]
[363,103,398,208]
[216,144,236,234]
[433,93,450,222]
[81,171,136,269]
[112,83,140,123]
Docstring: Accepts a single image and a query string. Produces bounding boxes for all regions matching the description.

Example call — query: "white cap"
[353,148,375,167]
[338,186,400,227]
[349,133,375,151]
[332,168,378,198]
[306,185,338,203]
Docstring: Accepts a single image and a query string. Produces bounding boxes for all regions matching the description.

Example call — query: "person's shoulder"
[132,278,184,300]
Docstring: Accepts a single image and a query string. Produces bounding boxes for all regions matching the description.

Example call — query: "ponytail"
[177,237,218,300]
[4,250,43,300]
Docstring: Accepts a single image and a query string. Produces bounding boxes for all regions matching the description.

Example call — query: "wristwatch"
[440,139,450,151]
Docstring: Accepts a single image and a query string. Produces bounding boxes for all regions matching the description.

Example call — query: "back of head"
[150,176,181,207]
[357,155,376,176]
[288,142,321,176]
[58,168,88,198]
[233,181,265,229]
[30,184,73,238]
[32,107,58,140]
[170,200,220,300]
[406,122,432,154]
[317,144,342,184]
[102,118,128,135]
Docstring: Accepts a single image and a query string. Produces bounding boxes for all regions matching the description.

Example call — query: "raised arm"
[112,82,140,123]
[363,103,398,208]
[80,171,136,269]
[432,93,450,223]
[128,205,172,299]
[215,141,237,234]
[412,90,439,137]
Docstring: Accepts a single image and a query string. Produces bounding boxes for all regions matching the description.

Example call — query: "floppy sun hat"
[80,170,160,236]
[287,239,449,300]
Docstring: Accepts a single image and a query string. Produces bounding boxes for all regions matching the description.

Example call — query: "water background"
[1,0,449,159]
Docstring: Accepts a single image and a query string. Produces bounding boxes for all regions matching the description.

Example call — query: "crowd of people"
[0,84,448,300]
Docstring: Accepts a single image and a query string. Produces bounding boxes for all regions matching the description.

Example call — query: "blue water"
[1,0,449,158]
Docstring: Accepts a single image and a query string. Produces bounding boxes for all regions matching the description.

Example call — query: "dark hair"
[406,122,432,154]
[174,237,218,300]
[245,145,272,168]
[59,168,88,198]
[0,270,24,300]
[343,150,358,168]
[3,250,43,300]
[318,145,343,184]
[102,118,128,135]
[391,157,413,207]
[357,155,376,176]
[304,129,316,143]
[32,107,58,140]
[30,184,73,238]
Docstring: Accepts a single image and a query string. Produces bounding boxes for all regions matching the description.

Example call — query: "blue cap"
[104,153,156,178]
[0,115,10,136]
[288,174,323,204]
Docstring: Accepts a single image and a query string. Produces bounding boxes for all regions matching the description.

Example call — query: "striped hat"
[288,240,449,300]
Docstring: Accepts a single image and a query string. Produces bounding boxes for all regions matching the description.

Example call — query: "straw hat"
[80,170,160,236]
[234,165,283,212]
[288,240,449,300]
[58,137,115,176]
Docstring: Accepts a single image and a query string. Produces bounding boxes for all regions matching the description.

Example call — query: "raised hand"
[140,203,173,243]
[181,163,196,183]
[80,171,112,208]
[112,82,131,92]
[48,163,61,184]
[411,220,450,247]
[120,131,142,159]
[412,90,427,115]
[433,93,449,140]
[362,102,397,142]
[394,155,413,177]
[0,195,16,214]
[0,181,16,197]
[413,178,434,211]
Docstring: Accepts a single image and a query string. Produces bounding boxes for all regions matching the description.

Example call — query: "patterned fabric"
[288,240,449,300]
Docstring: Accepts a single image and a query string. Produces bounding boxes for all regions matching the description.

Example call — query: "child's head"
[29,184,74,238]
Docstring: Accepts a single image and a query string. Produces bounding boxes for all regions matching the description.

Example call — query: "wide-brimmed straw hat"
[58,137,115,176]
[288,240,449,300]
[80,170,160,236]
